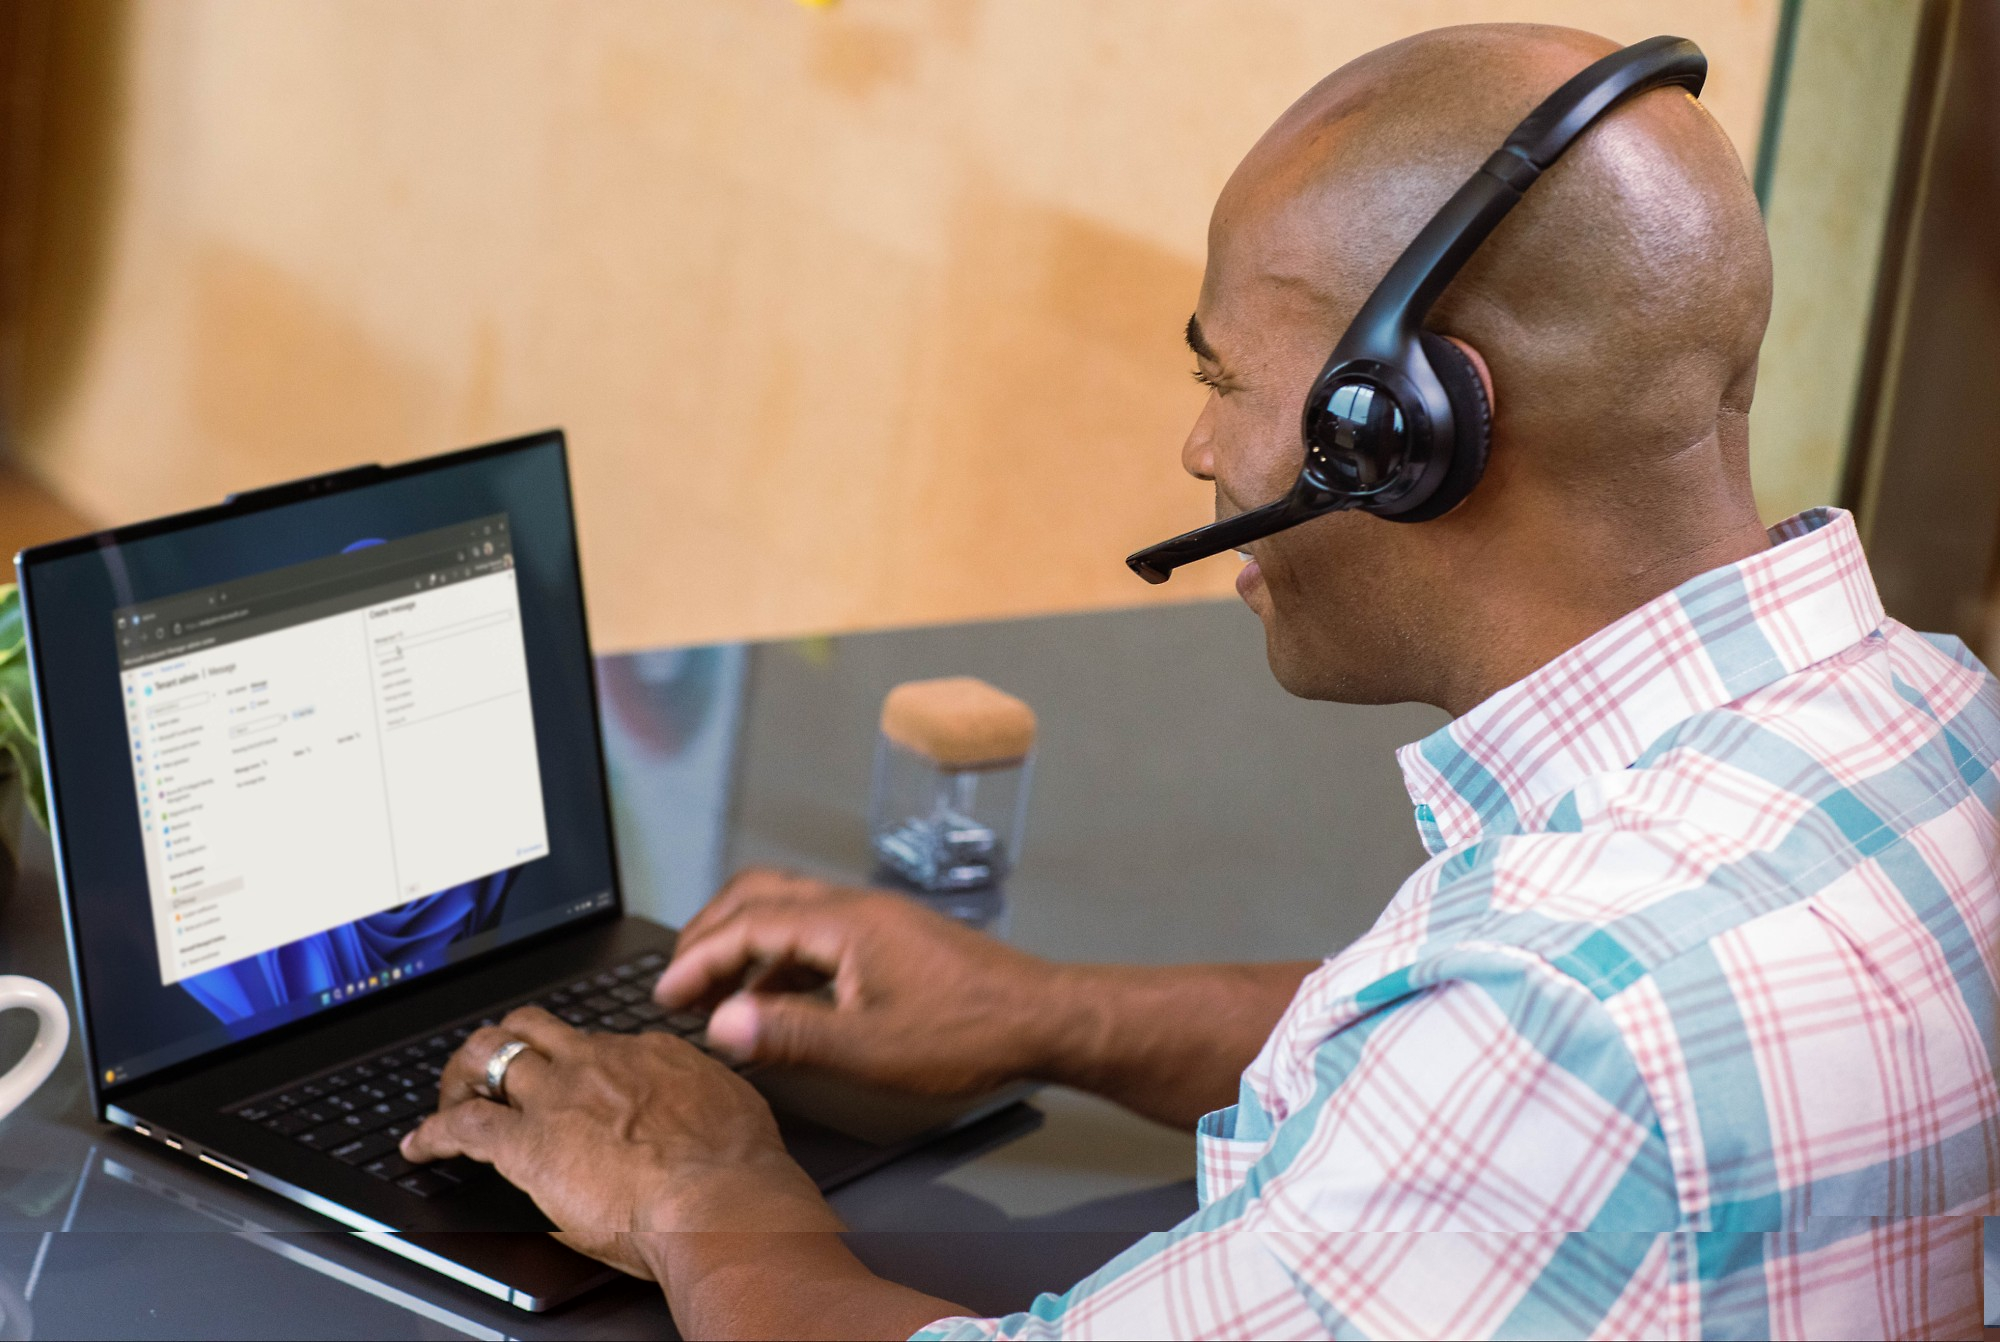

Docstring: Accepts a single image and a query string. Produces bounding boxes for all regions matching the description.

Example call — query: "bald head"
[1186,24,1776,712]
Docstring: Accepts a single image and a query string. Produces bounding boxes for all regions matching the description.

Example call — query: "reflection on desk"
[6,1145,518,1341]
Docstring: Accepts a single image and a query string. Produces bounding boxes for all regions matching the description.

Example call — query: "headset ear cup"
[1391,332,1493,523]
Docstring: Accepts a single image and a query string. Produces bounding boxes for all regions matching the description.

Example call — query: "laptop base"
[106,913,1030,1310]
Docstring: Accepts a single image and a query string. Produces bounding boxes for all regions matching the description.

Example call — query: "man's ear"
[1441,335,1495,414]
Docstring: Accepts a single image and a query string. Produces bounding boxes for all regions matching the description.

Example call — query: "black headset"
[1126,36,1707,584]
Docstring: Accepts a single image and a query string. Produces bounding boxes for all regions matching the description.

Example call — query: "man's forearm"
[1029,961,1317,1128]
[640,1231,965,1342]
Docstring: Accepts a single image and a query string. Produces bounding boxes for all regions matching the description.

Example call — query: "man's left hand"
[401,1007,841,1278]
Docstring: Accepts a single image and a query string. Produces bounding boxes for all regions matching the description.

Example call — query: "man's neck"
[1429,507,1772,719]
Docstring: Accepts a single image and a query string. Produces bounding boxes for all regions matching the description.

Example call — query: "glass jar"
[867,677,1035,893]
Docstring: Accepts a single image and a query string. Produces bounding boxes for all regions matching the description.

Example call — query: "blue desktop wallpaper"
[179,869,514,1030]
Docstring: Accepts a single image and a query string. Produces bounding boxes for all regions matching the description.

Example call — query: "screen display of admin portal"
[114,515,550,986]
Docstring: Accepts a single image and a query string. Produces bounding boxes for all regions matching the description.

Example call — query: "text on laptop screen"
[18,436,620,1089]
[114,518,550,986]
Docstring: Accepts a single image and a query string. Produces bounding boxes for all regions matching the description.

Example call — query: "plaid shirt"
[919,509,1996,1340]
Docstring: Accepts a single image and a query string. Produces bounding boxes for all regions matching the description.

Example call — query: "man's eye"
[1191,367,1225,394]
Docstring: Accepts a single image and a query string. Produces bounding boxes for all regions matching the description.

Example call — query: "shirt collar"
[1397,508,1885,855]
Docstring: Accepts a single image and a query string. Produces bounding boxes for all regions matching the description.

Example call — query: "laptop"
[16,430,1030,1311]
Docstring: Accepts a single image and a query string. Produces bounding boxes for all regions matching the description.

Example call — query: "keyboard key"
[611,963,642,981]
[298,1121,356,1150]
[326,1105,386,1138]
[266,1108,322,1137]
[368,1095,426,1127]
[321,1093,359,1114]
[558,1007,592,1027]
[582,993,620,1014]
[424,1035,452,1055]
[666,1012,707,1033]
[449,1025,474,1044]
[363,1153,414,1182]
[396,1169,457,1199]
[297,1082,328,1101]
[610,984,646,1005]
[323,1070,354,1091]
[271,1089,308,1110]
[567,980,594,997]
[234,1102,275,1123]
[636,952,666,970]
[542,990,572,1008]
[600,1011,639,1032]
[330,1132,400,1165]
[349,1062,379,1080]
[629,1002,665,1023]
[591,972,619,990]
[416,1060,445,1081]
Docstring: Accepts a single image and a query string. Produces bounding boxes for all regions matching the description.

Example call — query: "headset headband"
[1127,36,1707,584]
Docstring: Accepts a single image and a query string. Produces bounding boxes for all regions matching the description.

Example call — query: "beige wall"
[9,0,1778,650]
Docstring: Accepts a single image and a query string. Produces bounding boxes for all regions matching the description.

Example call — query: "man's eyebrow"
[1184,314,1220,363]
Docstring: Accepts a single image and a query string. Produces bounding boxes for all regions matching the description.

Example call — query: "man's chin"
[1260,626,1333,702]
[1260,626,1399,706]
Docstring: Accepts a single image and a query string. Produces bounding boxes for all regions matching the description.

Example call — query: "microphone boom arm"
[1125,480,1353,584]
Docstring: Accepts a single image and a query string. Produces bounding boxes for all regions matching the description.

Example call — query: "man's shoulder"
[1416,615,2000,975]
[1310,613,2000,1057]
[1580,614,1995,822]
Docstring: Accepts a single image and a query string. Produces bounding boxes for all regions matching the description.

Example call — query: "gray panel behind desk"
[724,599,1445,967]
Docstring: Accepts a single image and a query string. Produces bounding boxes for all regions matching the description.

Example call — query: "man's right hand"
[653,868,1062,1097]
[659,866,1320,1129]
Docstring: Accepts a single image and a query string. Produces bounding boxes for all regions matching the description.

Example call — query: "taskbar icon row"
[320,959,425,1006]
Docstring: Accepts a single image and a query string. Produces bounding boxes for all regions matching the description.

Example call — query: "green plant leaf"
[3,730,46,832]
[0,590,48,832]
[0,585,23,663]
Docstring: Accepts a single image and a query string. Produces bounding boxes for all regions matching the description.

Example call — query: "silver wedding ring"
[482,1038,535,1105]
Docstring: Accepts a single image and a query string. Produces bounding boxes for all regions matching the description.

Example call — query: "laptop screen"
[20,433,620,1090]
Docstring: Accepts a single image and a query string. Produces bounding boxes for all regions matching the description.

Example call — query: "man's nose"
[1181,399,1218,482]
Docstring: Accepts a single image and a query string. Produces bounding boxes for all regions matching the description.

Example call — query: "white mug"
[0,976,68,1122]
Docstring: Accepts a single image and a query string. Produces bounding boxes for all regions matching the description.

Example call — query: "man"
[403,24,1998,1339]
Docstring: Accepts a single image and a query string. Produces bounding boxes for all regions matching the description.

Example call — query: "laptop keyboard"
[225,950,712,1199]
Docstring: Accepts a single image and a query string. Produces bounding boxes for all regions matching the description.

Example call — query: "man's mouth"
[1234,548,1264,600]
[1214,493,1266,597]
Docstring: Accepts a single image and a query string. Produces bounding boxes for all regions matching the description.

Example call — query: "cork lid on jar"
[879,676,1036,768]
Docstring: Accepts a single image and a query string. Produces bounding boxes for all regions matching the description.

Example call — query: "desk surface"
[0,600,1441,1339]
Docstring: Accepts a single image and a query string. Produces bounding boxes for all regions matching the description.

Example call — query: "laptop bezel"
[15,428,628,1120]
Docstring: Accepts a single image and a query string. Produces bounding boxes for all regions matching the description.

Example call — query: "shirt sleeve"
[911,954,1682,1340]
